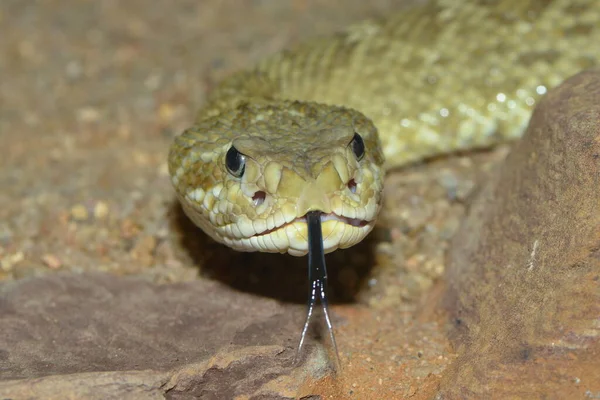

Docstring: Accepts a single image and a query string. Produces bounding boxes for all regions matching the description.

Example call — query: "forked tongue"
[296,210,340,369]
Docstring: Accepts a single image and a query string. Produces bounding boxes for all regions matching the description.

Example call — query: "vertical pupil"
[226,146,245,176]
[352,133,365,159]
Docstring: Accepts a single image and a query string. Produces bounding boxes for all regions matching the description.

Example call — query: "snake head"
[169,101,385,256]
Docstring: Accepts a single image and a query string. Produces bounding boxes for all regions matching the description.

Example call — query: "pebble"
[41,254,62,269]
[158,103,176,122]
[1,252,24,271]
[93,201,110,220]
[76,107,101,123]
[70,204,89,221]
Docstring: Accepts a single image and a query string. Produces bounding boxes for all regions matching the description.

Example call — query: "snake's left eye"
[351,133,365,160]
[225,145,246,178]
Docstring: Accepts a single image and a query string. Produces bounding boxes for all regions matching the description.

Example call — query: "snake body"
[169,0,600,256]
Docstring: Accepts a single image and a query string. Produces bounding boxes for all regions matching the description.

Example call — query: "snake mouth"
[252,212,370,238]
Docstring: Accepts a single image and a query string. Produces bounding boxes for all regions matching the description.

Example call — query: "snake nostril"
[252,191,266,206]
[347,179,357,194]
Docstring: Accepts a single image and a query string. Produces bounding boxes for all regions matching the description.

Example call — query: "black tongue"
[295,211,340,368]
[307,211,326,282]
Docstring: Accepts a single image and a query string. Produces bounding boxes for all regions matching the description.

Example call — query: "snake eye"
[225,145,246,178]
[350,133,365,161]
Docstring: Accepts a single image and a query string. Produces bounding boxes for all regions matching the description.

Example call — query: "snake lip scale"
[253,213,370,238]
[320,212,370,228]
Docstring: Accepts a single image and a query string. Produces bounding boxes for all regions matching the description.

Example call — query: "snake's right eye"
[350,133,365,161]
[225,145,246,178]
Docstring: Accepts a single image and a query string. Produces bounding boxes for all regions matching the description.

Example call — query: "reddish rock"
[0,272,332,399]
[442,70,600,398]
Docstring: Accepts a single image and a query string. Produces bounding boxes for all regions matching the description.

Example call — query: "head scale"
[169,101,385,256]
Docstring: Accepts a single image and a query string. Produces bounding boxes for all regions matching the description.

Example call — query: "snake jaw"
[253,212,371,238]
[244,213,376,257]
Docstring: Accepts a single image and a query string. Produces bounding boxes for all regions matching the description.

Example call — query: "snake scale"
[169,0,600,257]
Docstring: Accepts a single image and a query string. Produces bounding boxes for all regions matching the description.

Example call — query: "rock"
[441,70,600,398]
[0,272,332,399]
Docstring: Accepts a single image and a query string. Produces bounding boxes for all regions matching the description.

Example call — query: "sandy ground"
[0,1,509,398]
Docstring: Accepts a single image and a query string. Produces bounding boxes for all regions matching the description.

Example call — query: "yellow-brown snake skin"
[168,0,599,256]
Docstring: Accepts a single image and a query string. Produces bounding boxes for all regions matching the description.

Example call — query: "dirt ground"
[0,1,513,398]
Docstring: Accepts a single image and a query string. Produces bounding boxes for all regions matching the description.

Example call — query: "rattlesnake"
[169,0,599,257]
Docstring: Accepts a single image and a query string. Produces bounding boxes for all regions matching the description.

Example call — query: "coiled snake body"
[169,0,600,256]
